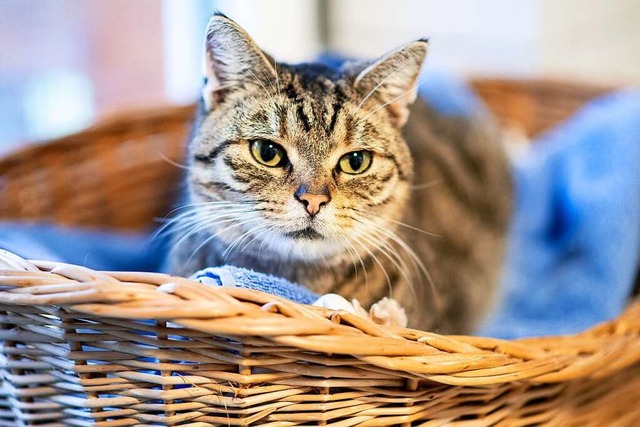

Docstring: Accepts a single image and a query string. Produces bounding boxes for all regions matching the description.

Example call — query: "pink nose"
[297,192,330,217]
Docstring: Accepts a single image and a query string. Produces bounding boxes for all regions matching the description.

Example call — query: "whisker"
[357,61,412,109]
[349,234,392,299]
[186,217,260,264]
[158,152,190,171]
[156,201,254,226]
[167,206,256,247]
[353,221,411,290]
[158,205,250,229]
[222,222,268,260]
[337,235,360,282]
[411,179,442,191]
[154,207,253,240]
[279,235,295,276]
[362,78,427,122]
[340,234,369,295]
[359,216,440,307]
[241,224,274,253]
[257,227,273,259]
[244,64,276,104]
[173,215,245,251]
[274,59,281,97]
[358,229,416,298]
[356,209,441,238]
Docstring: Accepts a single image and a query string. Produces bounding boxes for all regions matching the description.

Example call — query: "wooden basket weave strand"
[1,79,637,426]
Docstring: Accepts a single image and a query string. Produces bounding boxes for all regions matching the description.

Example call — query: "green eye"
[338,151,372,174]
[250,140,287,167]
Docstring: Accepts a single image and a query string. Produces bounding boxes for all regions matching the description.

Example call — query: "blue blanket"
[479,90,640,338]
[1,69,639,338]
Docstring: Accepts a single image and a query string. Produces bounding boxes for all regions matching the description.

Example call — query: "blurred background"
[0,0,639,153]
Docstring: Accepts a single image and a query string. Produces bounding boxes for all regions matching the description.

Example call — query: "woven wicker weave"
[1,79,638,426]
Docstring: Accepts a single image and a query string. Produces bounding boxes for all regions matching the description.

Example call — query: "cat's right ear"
[202,13,276,110]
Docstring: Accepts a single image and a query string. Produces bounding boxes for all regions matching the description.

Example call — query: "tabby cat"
[167,13,513,334]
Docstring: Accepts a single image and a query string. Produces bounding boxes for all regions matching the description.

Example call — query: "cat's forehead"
[278,64,354,112]
[281,63,347,93]
[209,61,391,159]
[247,63,365,155]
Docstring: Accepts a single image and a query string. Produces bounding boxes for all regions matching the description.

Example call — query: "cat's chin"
[283,227,324,241]
[255,231,347,263]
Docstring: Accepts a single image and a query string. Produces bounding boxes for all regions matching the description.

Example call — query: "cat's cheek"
[335,170,401,207]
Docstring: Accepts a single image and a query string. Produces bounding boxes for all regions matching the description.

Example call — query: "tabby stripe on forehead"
[277,105,288,137]
[296,103,311,132]
[327,102,341,134]
[194,140,233,162]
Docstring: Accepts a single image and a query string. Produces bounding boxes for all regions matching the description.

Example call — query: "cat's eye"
[250,140,287,167]
[338,151,372,175]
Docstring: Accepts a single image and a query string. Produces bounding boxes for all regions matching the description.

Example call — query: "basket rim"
[1,249,638,388]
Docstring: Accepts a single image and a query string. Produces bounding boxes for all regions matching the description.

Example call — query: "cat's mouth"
[284,227,323,240]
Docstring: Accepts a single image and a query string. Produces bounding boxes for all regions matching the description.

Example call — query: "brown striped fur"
[167,14,513,333]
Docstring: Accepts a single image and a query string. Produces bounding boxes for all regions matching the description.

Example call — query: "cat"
[166,13,513,334]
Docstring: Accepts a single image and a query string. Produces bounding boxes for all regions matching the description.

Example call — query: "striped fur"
[167,14,513,334]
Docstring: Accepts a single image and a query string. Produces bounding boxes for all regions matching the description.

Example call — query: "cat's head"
[184,13,427,262]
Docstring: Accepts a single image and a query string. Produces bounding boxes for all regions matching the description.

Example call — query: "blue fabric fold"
[192,266,319,305]
[0,222,162,272]
[479,90,640,338]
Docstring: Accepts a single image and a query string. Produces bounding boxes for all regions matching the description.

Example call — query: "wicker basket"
[1,79,638,426]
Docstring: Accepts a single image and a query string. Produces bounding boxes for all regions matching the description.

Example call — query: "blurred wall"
[0,0,166,150]
[326,0,540,78]
[214,0,323,62]
[89,1,166,114]
[326,0,640,85]
[542,0,640,85]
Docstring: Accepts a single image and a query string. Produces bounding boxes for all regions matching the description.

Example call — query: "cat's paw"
[313,293,357,314]
[368,297,408,328]
[350,299,370,318]
[314,294,407,329]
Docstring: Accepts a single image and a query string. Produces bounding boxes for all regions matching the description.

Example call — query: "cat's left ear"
[202,13,276,110]
[351,40,428,127]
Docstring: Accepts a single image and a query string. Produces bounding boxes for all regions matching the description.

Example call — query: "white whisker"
[350,234,392,298]
[357,62,412,110]
[362,78,426,122]
[174,215,246,251]
[358,229,416,298]
[156,201,253,227]
[356,209,441,238]
[241,224,274,253]
[222,222,268,260]
[155,207,253,241]
[158,152,190,170]
[339,234,369,295]
[186,216,260,264]
[359,215,439,307]
[411,179,442,191]
[244,64,276,104]
[274,59,281,97]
